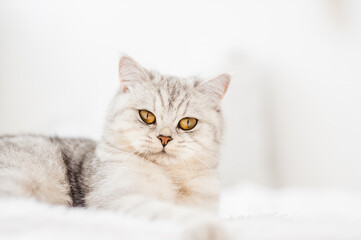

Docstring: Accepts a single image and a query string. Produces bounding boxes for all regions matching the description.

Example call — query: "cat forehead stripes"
[118,55,230,103]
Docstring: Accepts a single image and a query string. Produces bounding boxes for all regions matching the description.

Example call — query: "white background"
[1,0,361,189]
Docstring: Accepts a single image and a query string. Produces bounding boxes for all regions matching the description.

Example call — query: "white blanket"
[1,183,360,240]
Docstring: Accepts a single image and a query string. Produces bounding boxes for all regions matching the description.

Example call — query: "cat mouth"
[157,149,168,155]
[155,148,173,157]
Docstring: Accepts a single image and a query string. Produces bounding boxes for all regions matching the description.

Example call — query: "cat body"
[0,134,218,211]
[0,135,94,206]
[0,56,230,239]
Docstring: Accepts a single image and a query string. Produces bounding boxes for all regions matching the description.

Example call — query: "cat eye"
[178,118,198,131]
[139,110,156,124]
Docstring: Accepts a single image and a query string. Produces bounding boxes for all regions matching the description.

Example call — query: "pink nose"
[157,135,173,146]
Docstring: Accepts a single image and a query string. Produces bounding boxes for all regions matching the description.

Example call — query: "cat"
[0,56,230,239]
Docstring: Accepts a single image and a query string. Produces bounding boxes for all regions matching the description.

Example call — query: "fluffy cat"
[0,56,230,239]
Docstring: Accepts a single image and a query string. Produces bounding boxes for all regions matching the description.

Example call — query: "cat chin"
[143,151,180,166]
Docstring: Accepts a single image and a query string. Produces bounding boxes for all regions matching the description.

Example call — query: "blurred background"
[1,0,360,190]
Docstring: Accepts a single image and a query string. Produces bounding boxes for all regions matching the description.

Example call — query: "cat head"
[102,56,230,168]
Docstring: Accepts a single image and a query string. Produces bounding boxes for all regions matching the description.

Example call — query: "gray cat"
[0,56,230,239]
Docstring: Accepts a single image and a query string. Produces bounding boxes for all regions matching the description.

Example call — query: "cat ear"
[200,73,231,101]
[118,55,150,92]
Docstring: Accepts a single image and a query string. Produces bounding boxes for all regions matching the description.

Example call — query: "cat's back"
[0,134,96,206]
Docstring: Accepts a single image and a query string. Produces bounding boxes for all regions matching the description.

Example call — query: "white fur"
[85,56,231,238]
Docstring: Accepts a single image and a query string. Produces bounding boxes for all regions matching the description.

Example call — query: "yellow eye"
[178,118,198,131]
[139,110,156,124]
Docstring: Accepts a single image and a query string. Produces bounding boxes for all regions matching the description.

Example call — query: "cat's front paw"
[185,219,229,240]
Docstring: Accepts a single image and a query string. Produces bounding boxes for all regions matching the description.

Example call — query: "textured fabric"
[1,183,360,240]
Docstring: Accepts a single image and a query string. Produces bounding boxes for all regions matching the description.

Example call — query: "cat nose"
[157,135,173,147]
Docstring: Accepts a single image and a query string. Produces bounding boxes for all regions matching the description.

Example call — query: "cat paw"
[186,219,229,240]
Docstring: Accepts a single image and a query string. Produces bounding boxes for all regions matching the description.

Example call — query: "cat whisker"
[181,146,218,172]
[192,155,218,172]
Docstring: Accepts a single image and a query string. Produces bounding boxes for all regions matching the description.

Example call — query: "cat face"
[103,56,230,167]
